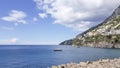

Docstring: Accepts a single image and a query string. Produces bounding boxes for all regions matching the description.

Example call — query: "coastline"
[52,58,120,68]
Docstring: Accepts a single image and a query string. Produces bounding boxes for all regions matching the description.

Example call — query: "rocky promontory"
[59,39,73,45]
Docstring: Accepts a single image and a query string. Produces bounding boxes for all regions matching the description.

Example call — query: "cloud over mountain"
[33,0,120,31]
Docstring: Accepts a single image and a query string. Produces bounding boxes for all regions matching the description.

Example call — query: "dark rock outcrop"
[59,39,73,45]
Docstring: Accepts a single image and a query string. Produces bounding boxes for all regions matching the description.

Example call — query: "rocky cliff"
[60,5,120,48]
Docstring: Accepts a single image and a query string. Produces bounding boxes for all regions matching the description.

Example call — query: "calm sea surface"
[0,45,120,68]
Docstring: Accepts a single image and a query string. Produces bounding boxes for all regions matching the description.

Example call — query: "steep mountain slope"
[60,5,120,48]
[76,5,120,38]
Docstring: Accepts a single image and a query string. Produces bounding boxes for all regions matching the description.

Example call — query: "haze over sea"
[0,45,120,68]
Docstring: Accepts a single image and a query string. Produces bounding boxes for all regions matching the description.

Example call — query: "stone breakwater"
[52,58,120,68]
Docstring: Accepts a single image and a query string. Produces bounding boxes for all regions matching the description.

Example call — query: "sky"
[0,0,120,45]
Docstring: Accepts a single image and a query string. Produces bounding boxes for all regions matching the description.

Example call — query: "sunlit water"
[0,45,120,68]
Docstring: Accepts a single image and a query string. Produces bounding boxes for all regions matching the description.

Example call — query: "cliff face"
[60,5,120,48]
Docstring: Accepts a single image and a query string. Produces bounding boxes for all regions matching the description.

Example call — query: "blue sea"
[0,45,120,68]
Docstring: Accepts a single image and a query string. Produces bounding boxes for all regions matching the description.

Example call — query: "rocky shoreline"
[52,58,120,68]
[84,42,120,48]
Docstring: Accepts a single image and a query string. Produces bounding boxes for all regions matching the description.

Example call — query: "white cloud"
[33,17,38,22]
[33,0,120,31]
[10,38,18,43]
[1,26,14,30]
[38,13,47,18]
[33,0,54,9]
[61,21,92,31]
[0,38,19,44]
[1,10,27,25]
